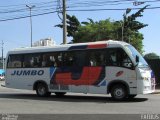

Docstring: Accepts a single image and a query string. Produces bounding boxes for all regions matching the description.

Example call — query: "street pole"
[1,40,4,70]
[26,5,35,47]
[63,0,67,44]
[120,21,124,41]
[122,23,124,42]
[118,21,124,41]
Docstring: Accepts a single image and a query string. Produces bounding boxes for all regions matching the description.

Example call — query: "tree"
[121,5,149,52]
[144,53,160,60]
[81,18,96,25]
[55,6,148,53]
[73,19,119,43]
[55,14,80,37]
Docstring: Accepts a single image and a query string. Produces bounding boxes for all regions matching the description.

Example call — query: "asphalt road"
[0,81,160,120]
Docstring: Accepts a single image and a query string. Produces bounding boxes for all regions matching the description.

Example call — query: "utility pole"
[26,5,35,47]
[1,40,4,70]
[63,0,67,44]
[118,21,124,41]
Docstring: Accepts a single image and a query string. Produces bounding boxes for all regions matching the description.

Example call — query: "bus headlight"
[142,77,149,81]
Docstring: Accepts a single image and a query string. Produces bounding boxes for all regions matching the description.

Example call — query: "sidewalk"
[152,85,160,94]
[153,89,160,94]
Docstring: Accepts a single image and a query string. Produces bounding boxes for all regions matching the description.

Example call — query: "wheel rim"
[38,86,46,96]
[114,88,125,99]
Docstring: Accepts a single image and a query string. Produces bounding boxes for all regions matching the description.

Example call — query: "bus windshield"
[125,45,148,67]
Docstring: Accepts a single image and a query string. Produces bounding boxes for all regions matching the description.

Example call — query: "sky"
[0,0,160,56]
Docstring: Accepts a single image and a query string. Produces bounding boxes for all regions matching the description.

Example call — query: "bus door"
[87,50,106,94]
[51,51,88,93]
[67,51,88,93]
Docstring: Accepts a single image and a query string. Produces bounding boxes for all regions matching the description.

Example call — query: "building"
[33,38,55,47]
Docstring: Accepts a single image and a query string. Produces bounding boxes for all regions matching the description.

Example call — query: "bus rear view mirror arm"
[136,55,139,63]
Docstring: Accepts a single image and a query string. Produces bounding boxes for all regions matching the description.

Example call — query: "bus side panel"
[88,66,107,94]
[5,68,50,90]
[49,66,88,93]
[50,66,106,94]
[106,67,137,95]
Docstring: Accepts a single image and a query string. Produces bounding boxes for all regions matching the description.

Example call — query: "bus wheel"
[55,92,66,97]
[111,84,127,101]
[128,94,137,99]
[36,83,50,97]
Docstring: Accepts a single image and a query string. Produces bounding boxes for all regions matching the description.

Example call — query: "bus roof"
[7,40,130,55]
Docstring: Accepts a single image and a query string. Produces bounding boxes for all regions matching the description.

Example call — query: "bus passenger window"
[63,52,74,67]
[23,55,32,68]
[41,53,58,67]
[56,53,63,67]
[42,55,47,67]
[107,50,117,66]
[33,57,40,67]
[88,53,96,66]
[7,55,22,68]
[23,54,42,68]
[42,55,52,67]
[88,50,106,66]
[106,49,132,68]
[71,51,86,67]
[119,51,133,68]
[49,56,56,67]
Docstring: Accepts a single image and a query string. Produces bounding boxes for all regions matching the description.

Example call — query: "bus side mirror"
[136,55,139,63]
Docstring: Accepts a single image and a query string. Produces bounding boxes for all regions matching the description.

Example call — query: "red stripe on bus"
[87,44,107,49]
[54,67,102,85]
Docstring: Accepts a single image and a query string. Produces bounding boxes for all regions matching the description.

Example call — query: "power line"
[0,1,57,8]
[1,0,160,13]
[0,6,160,22]
[0,0,159,15]
[67,6,160,11]
[67,0,160,9]
[57,0,63,20]
[0,11,57,22]
[0,0,160,22]
[68,0,160,5]
[0,4,57,14]
[68,0,134,7]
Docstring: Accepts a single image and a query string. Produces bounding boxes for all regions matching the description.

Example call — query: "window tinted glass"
[88,50,106,66]
[42,53,57,67]
[63,52,74,67]
[7,48,132,69]
[7,55,22,68]
[73,51,87,67]
[41,51,87,67]
[23,54,42,68]
[106,48,132,68]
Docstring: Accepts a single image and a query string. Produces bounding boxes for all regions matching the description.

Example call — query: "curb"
[151,91,160,94]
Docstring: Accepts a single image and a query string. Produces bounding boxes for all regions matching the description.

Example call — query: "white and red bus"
[5,40,155,100]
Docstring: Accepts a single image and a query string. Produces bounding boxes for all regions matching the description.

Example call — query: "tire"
[55,92,66,97]
[111,84,128,101]
[47,92,51,96]
[36,83,51,97]
[128,94,137,99]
